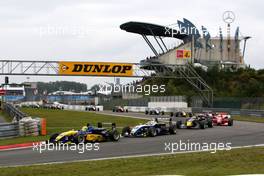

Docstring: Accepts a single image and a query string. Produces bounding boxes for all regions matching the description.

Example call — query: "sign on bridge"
[59,62,133,77]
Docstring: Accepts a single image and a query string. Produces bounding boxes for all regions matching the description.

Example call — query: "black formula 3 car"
[176,114,213,129]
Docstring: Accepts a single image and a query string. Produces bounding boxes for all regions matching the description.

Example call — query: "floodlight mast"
[242,36,251,58]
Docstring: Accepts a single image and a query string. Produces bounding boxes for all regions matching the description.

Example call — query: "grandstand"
[121,19,250,69]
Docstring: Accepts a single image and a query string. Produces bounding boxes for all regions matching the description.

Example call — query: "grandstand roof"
[120,21,188,40]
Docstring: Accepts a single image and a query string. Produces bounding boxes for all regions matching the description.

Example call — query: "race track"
[0,111,264,167]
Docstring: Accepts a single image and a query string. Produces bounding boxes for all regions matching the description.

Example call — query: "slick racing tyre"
[147,127,157,137]
[228,119,233,126]
[49,133,59,143]
[176,120,182,129]
[74,134,85,144]
[121,126,131,136]
[199,120,206,129]
[169,125,177,134]
[208,119,213,128]
[111,130,120,141]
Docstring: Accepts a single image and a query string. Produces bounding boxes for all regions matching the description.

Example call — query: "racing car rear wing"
[154,118,176,125]
[97,122,116,129]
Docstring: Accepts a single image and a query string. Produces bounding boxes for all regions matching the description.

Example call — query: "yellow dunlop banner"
[58,62,133,76]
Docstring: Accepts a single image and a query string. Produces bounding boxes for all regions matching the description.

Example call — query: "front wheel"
[228,119,233,126]
[176,120,182,129]
[74,134,85,144]
[49,133,59,143]
[199,120,205,129]
[169,125,177,134]
[147,127,157,137]
[208,120,213,128]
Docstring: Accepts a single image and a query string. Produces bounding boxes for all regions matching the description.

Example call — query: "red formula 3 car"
[212,112,233,126]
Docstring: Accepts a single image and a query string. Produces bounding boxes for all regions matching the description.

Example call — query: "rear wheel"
[110,130,120,141]
[145,111,149,115]
[170,112,174,117]
[161,111,165,115]
[208,119,213,128]
[121,126,131,136]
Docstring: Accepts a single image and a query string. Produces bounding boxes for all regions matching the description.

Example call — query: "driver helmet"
[81,126,88,131]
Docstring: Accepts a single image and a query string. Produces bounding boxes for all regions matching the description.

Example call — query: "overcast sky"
[0,0,263,88]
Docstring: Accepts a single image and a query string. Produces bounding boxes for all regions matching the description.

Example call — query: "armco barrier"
[192,107,264,117]
[124,106,148,112]
[4,103,27,121]
[148,102,188,109]
[1,103,44,138]
[124,106,192,113]
[0,123,19,138]
[62,105,104,112]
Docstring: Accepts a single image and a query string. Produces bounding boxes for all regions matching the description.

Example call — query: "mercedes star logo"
[223,11,235,24]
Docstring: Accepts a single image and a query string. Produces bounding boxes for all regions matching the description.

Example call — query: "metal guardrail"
[3,103,27,121]
[0,122,19,138]
[0,103,26,138]
[192,107,264,117]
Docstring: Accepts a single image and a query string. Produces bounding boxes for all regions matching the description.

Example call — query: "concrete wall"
[148,102,188,109]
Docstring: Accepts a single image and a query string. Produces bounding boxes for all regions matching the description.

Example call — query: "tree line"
[143,67,264,97]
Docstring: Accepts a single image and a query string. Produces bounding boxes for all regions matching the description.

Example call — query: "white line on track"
[95,111,150,120]
[1,143,264,168]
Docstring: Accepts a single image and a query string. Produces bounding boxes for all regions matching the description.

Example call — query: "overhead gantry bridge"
[0,59,213,107]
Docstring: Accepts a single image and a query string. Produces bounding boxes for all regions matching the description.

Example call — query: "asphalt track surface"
[0,111,264,167]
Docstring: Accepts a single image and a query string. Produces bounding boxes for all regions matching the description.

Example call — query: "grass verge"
[0,110,13,122]
[0,147,263,176]
[0,108,147,146]
[233,115,264,123]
